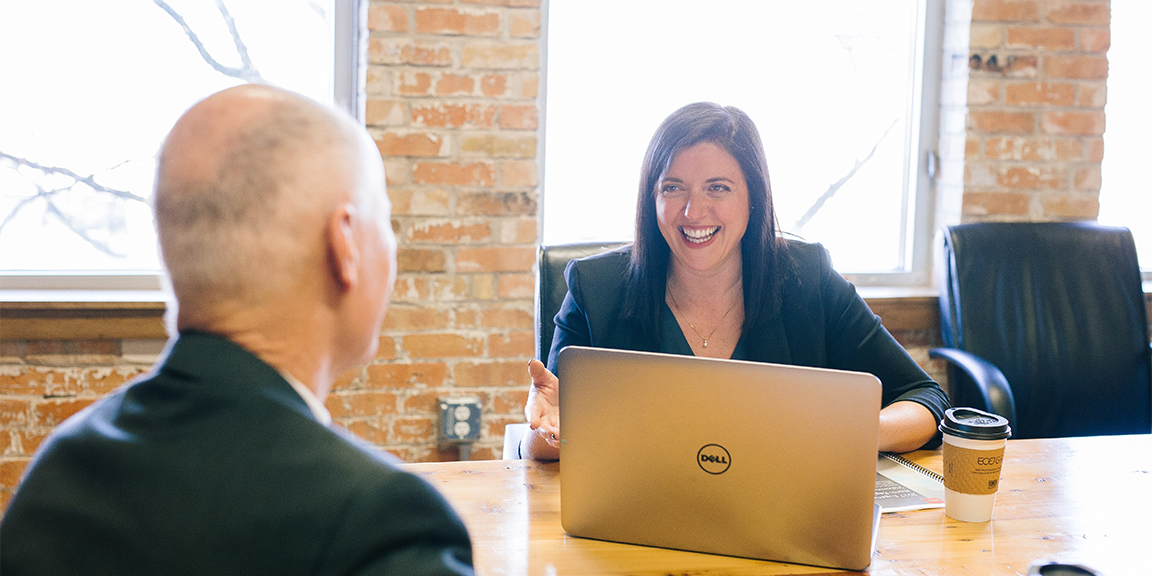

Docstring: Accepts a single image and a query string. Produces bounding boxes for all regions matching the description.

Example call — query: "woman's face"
[654,141,750,276]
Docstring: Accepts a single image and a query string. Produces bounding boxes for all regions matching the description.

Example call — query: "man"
[0,85,474,575]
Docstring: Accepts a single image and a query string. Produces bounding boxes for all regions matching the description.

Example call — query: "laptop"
[558,346,883,571]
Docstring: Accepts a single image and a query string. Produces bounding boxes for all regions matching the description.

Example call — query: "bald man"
[0,86,474,575]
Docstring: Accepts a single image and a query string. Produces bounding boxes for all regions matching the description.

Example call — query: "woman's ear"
[327,202,360,292]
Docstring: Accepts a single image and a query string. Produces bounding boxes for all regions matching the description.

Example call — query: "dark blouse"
[547,241,950,448]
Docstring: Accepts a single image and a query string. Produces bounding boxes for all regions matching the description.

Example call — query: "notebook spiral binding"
[880,452,944,483]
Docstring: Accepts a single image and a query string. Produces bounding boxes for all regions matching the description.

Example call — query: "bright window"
[1098,0,1152,277]
[0,0,363,288]
[542,0,940,283]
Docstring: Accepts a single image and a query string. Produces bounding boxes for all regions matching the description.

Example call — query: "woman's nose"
[683,193,708,220]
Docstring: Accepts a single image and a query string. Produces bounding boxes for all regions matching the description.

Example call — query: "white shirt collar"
[277,369,332,427]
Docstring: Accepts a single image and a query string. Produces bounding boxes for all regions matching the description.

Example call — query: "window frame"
[841,0,943,288]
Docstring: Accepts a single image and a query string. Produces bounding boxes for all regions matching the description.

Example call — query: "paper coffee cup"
[939,407,1011,522]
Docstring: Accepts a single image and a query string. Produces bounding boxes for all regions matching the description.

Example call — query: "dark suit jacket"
[547,242,950,433]
[0,332,473,576]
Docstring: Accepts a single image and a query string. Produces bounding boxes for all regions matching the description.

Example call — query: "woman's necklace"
[667,289,739,349]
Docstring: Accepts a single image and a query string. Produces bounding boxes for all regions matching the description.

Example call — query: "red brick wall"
[961,0,1109,220]
[330,0,542,463]
[0,0,1123,512]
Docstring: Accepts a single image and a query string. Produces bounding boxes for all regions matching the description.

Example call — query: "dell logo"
[697,444,731,475]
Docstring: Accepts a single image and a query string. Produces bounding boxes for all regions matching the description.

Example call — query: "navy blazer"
[0,332,473,576]
[547,242,950,432]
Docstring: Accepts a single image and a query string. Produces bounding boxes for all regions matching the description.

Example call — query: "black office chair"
[929,222,1151,439]
[535,242,629,361]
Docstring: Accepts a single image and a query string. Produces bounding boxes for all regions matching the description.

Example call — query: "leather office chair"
[535,242,629,360]
[929,222,1151,439]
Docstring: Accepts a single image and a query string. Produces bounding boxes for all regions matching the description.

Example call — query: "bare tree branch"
[215,0,255,74]
[43,200,123,258]
[792,119,898,231]
[0,151,148,257]
[0,152,148,204]
[0,183,58,231]
[153,0,264,83]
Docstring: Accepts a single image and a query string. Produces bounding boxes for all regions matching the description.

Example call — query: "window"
[0,0,365,291]
[542,0,941,284]
[1098,0,1151,278]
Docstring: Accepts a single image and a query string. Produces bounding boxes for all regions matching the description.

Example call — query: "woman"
[521,102,948,460]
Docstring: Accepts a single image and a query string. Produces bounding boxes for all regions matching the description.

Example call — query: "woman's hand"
[522,359,561,459]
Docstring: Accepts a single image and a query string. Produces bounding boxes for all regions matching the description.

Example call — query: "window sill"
[0,292,169,340]
[856,286,940,333]
[3,284,1148,342]
[1,288,939,340]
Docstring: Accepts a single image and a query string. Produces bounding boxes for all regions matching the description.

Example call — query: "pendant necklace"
[667,289,739,349]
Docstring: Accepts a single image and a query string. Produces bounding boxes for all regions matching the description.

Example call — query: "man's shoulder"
[19,332,402,489]
[27,382,134,455]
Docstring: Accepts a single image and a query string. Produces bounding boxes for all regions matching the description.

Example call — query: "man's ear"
[327,203,360,292]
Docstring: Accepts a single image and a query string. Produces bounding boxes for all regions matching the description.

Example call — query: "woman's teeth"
[681,226,719,244]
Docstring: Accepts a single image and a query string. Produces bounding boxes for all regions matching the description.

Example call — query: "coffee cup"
[939,407,1011,522]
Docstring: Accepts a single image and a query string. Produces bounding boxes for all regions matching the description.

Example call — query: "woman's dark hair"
[625,102,786,339]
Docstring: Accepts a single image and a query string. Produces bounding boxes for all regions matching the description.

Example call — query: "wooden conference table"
[405,435,1150,575]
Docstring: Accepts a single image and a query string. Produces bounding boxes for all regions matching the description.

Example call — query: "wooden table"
[406,435,1150,575]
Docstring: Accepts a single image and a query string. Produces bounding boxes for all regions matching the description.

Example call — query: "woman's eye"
[660,184,684,195]
[708,184,731,195]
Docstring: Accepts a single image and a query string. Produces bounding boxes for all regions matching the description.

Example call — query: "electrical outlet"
[439,397,482,442]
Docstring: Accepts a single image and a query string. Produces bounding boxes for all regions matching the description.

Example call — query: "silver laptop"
[558,346,883,571]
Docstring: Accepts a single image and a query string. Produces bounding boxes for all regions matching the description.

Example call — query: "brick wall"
[328,0,542,463]
[961,0,1109,220]
[0,0,1125,511]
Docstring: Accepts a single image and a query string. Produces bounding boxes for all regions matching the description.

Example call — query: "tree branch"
[0,151,148,203]
[792,119,898,231]
[0,151,147,257]
[43,199,123,258]
[215,0,256,74]
[153,0,264,83]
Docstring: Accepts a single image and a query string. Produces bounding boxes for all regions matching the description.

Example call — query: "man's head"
[154,84,396,370]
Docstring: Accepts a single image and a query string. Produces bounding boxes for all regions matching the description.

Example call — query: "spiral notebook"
[875,452,945,512]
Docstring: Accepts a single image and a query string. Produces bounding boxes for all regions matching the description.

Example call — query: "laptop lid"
[558,346,882,571]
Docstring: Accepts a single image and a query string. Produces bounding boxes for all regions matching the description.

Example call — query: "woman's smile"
[680,225,720,245]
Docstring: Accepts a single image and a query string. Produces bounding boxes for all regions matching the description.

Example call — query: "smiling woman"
[520,102,950,461]
[0,0,363,284]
